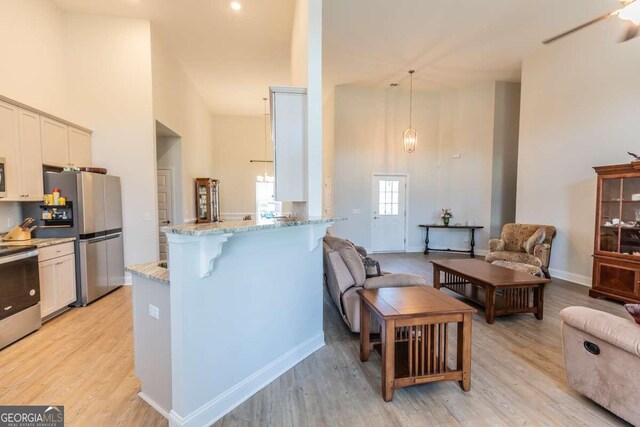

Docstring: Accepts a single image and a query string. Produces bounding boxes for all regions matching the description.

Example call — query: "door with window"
[372,175,407,252]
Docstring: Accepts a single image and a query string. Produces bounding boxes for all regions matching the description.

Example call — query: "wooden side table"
[358,286,476,401]
[418,225,484,257]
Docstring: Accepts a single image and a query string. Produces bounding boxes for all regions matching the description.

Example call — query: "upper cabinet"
[270,86,307,202]
[0,101,43,201]
[41,117,69,167]
[0,95,92,202]
[0,100,21,199]
[68,127,91,167]
[41,117,91,168]
[18,109,44,200]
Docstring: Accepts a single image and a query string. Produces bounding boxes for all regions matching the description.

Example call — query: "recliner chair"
[323,235,427,333]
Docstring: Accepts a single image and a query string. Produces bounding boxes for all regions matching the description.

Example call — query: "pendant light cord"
[409,70,414,129]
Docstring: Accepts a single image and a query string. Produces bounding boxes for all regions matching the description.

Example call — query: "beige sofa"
[323,235,427,332]
[486,223,557,278]
[560,306,640,425]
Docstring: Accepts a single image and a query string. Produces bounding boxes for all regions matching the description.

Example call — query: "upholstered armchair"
[486,223,557,278]
[560,307,640,425]
[323,235,427,333]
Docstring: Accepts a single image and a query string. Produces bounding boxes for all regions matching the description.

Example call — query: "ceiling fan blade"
[620,22,640,42]
[543,12,616,44]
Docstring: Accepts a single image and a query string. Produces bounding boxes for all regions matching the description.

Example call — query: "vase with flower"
[441,208,453,227]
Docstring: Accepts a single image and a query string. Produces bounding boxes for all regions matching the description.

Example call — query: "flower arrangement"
[440,208,453,226]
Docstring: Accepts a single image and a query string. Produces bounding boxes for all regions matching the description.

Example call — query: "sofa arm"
[364,273,427,289]
[488,239,505,252]
[534,243,551,268]
[560,306,640,358]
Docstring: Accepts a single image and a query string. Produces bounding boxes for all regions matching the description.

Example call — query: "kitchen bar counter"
[131,216,340,426]
[126,261,169,284]
[161,217,340,236]
[1,237,76,248]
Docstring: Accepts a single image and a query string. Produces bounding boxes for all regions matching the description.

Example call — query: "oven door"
[0,250,39,321]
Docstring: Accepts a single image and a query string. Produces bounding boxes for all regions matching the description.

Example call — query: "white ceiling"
[53,0,630,114]
[323,0,628,91]
[54,0,295,116]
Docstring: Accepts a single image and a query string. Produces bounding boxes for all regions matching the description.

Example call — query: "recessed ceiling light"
[230,2,242,11]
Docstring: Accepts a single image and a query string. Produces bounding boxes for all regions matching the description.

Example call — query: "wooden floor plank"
[0,253,631,426]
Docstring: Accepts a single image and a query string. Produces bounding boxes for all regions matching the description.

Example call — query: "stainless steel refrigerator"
[26,171,124,306]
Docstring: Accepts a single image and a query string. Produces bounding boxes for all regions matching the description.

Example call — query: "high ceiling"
[323,0,626,90]
[54,0,628,114]
[54,0,296,116]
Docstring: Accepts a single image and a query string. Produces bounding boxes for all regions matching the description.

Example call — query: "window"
[256,175,282,219]
[378,180,399,215]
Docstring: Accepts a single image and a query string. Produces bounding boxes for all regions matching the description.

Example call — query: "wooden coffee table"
[358,286,476,402]
[430,259,551,324]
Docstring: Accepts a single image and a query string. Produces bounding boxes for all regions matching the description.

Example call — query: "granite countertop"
[161,217,343,237]
[1,237,76,248]
[126,261,169,284]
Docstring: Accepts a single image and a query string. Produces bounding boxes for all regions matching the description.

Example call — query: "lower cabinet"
[39,252,76,319]
[591,256,640,303]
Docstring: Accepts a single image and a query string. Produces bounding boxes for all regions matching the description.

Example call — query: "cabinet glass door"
[599,178,621,253]
[197,183,208,221]
[620,177,640,256]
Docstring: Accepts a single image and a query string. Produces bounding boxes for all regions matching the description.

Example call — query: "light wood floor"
[0,254,632,426]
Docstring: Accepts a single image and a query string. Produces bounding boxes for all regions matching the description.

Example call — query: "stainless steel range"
[0,245,41,350]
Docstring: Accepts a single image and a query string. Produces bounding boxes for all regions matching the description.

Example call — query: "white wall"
[211,115,274,217]
[151,31,217,223]
[331,82,517,253]
[517,19,640,285]
[290,0,323,217]
[435,83,497,252]
[0,2,158,267]
[332,85,440,252]
[63,13,157,267]
[0,0,67,118]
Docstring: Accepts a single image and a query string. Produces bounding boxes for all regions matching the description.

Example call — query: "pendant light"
[403,70,417,153]
[262,97,269,182]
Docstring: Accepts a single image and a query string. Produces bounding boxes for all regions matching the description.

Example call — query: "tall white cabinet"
[0,100,43,201]
[270,86,307,202]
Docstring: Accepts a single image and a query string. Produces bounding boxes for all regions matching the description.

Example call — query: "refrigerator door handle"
[83,236,108,244]
[103,233,122,241]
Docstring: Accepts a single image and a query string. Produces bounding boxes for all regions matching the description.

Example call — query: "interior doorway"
[371,174,407,253]
[155,121,183,260]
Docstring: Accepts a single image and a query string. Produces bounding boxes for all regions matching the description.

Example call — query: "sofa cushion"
[625,304,640,325]
[338,246,367,286]
[328,250,356,293]
[523,227,546,255]
[560,306,640,358]
[485,251,543,268]
[501,223,556,252]
[491,260,543,277]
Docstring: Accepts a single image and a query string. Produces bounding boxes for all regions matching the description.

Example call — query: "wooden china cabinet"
[592,163,640,303]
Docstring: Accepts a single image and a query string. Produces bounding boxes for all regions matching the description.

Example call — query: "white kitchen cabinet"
[0,101,43,201]
[18,109,44,200]
[39,249,76,320]
[40,116,69,167]
[0,100,21,199]
[270,86,307,202]
[68,127,91,167]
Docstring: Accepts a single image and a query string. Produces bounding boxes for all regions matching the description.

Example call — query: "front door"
[157,169,173,260]
[372,175,406,252]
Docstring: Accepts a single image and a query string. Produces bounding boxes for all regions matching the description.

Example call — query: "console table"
[419,224,484,257]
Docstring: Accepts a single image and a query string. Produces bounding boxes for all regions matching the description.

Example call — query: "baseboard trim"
[549,267,591,287]
[168,332,325,427]
[138,391,170,419]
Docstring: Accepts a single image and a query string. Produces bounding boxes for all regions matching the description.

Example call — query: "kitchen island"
[127,217,337,427]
